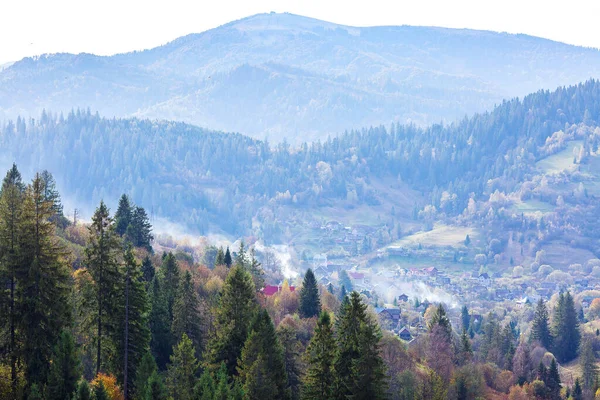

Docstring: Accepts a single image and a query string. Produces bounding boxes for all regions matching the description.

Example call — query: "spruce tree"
[159,252,180,320]
[141,256,154,286]
[148,276,172,370]
[47,330,81,400]
[214,363,232,400]
[224,247,232,268]
[115,194,132,236]
[39,170,67,227]
[133,352,157,400]
[0,163,24,397]
[580,338,597,391]
[299,268,321,318]
[85,201,123,375]
[573,378,583,400]
[119,245,151,399]
[74,380,92,400]
[126,206,153,251]
[302,312,336,400]
[428,304,452,340]
[277,324,302,400]
[530,298,553,350]
[237,310,289,399]
[206,265,257,376]
[338,270,353,292]
[334,291,368,399]
[19,174,72,387]
[545,358,561,398]
[215,247,225,267]
[167,334,199,400]
[145,371,168,400]
[195,369,215,400]
[350,317,387,399]
[553,291,580,362]
[461,305,470,332]
[248,248,265,289]
[172,270,202,355]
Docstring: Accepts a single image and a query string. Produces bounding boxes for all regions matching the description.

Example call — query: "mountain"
[2,81,600,271]
[2,12,600,142]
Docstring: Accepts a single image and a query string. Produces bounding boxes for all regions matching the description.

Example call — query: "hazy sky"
[2,0,600,65]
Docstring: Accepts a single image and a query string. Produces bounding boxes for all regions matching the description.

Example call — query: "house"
[348,271,365,285]
[479,273,491,286]
[516,297,530,308]
[398,326,413,341]
[398,294,409,302]
[437,276,451,285]
[495,288,510,300]
[423,267,438,277]
[261,285,296,296]
[376,308,401,324]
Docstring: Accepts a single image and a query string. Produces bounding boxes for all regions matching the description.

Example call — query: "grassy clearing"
[536,140,582,174]
[511,199,554,215]
[388,223,476,248]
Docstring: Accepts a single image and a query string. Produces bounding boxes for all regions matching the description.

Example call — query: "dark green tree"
[141,256,154,286]
[119,245,151,399]
[580,338,597,392]
[334,291,368,399]
[93,381,110,400]
[338,270,353,292]
[530,298,553,350]
[47,330,81,400]
[145,371,168,400]
[573,378,583,400]
[237,310,289,399]
[126,206,153,251]
[302,312,336,400]
[40,170,67,226]
[172,270,202,355]
[552,291,580,363]
[115,194,133,236]
[148,276,172,370]
[214,362,233,400]
[84,201,123,375]
[19,174,72,387]
[206,265,257,376]
[248,248,265,290]
[167,334,199,400]
[545,358,561,399]
[224,247,232,268]
[428,304,452,340]
[350,315,387,399]
[215,247,225,267]
[74,380,92,400]
[277,324,302,400]
[0,163,24,397]
[461,305,470,332]
[195,369,215,400]
[133,352,157,400]
[299,268,321,318]
[159,252,180,320]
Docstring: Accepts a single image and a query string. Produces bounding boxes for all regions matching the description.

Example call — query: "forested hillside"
[2,80,600,242]
[3,12,600,141]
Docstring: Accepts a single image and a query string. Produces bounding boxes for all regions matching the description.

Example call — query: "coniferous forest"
[0,163,598,400]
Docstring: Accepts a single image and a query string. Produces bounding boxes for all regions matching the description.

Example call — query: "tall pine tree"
[166,334,199,400]
[530,298,553,350]
[302,312,336,400]
[299,268,321,318]
[553,291,580,363]
[172,270,202,356]
[206,265,257,376]
[114,194,132,236]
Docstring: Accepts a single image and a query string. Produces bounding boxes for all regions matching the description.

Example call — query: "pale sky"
[2,0,600,65]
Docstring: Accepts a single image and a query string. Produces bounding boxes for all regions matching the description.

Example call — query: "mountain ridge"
[3,12,600,142]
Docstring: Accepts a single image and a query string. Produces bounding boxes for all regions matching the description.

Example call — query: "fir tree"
[172,270,202,355]
[552,291,580,363]
[545,358,561,398]
[148,276,172,370]
[145,371,168,400]
[47,330,80,400]
[224,247,232,268]
[458,330,473,365]
[461,305,470,332]
[141,256,154,286]
[580,338,597,391]
[133,352,157,400]
[19,174,72,387]
[303,312,336,400]
[206,265,257,376]
[0,163,24,397]
[93,381,110,400]
[115,194,132,236]
[214,362,232,400]
[248,248,265,289]
[85,201,123,375]
[350,322,388,398]
[237,310,289,399]
[74,380,92,400]
[167,334,199,400]
[119,244,151,399]
[530,298,553,350]
[299,268,321,318]
[126,206,153,251]
[339,285,347,302]
[159,252,180,320]
[338,270,353,292]
[334,291,368,399]
[428,304,452,340]
[215,247,225,267]
[573,378,583,400]
[39,170,67,226]
[277,324,302,400]
[195,369,215,400]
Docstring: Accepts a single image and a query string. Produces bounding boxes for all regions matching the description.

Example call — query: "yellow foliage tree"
[92,373,124,400]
